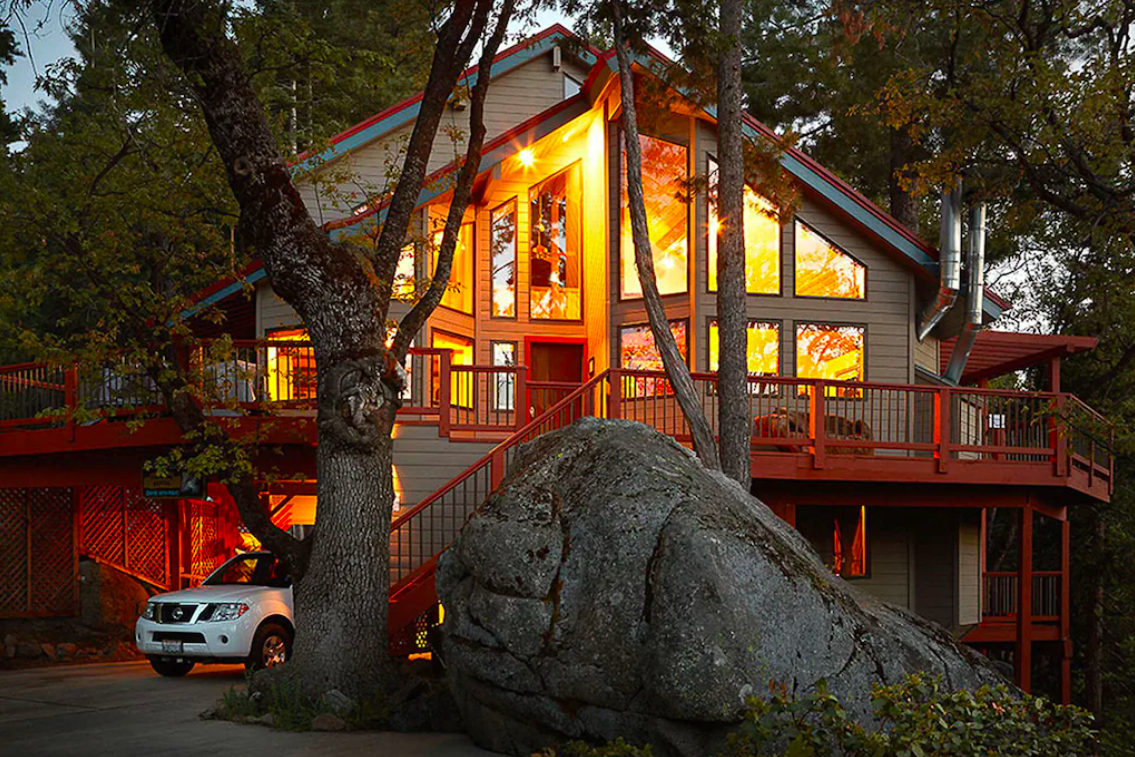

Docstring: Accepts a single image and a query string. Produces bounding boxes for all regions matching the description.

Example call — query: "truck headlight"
[207,603,249,622]
[142,602,156,620]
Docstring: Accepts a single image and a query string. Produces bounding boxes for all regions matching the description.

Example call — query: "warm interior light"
[518,148,536,167]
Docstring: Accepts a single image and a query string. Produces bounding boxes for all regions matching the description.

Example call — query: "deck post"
[516,366,529,429]
[490,450,505,490]
[812,381,826,469]
[65,364,77,441]
[438,351,451,438]
[1052,395,1068,478]
[1016,503,1034,691]
[1060,515,1072,704]
[609,369,622,420]
[936,386,951,473]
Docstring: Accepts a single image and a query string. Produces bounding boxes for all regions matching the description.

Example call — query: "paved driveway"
[0,661,497,757]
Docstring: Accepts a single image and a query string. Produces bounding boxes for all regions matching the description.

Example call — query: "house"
[0,25,1111,703]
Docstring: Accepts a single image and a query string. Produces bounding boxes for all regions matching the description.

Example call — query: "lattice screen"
[0,488,76,617]
[190,500,224,578]
[79,486,168,588]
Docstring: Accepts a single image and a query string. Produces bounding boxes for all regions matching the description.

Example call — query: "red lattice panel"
[27,489,76,615]
[0,489,29,615]
[80,486,126,565]
[124,490,168,587]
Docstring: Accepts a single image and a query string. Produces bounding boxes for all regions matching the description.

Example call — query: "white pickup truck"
[134,551,294,677]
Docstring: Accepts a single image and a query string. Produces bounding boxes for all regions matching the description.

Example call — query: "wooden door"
[527,341,585,419]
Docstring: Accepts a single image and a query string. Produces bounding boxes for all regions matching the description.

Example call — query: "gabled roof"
[198,24,1007,321]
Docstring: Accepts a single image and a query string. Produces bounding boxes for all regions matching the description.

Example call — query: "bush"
[544,675,1097,757]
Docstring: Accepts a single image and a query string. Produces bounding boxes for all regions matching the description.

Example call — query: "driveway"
[0,661,498,757]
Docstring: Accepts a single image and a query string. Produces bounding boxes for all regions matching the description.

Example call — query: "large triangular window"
[794,221,866,299]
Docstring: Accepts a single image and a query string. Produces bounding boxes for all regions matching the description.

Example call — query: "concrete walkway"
[0,660,499,757]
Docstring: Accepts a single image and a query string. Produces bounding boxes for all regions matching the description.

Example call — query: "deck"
[0,340,1113,501]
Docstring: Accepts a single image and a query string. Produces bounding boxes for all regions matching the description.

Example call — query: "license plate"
[161,640,183,654]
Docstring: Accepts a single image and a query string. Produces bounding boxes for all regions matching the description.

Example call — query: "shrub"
[543,675,1097,757]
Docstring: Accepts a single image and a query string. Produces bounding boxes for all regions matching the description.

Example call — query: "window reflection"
[529,164,581,320]
[794,221,865,299]
[432,331,474,408]
[620,134,689,298]
[490,201,517,318]
[619,320,687,397]
[430,222,474,313]
[708,320,779,377]
[491,341,516,411]
[393,243,415,300]
[707,157,780,294]
[795,323,865,396]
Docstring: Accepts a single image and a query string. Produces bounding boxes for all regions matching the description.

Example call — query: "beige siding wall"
[257,282,302,335]
[957,510,982,625]
[855,510,910,608]
[914,335,939,374]
[913,510,957,628]
[297,53,591,226]
[393,424,494,507]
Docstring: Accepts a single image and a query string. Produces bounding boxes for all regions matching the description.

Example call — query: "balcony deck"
[0,342,1113,501]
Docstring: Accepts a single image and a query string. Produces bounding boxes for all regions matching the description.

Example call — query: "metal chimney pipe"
[917,183,964,342]
[945,203,987,384]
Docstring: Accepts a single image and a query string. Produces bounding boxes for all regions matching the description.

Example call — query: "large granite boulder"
[437,418,1006,756]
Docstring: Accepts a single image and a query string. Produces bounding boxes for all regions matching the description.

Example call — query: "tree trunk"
[714,0,749,486]
[1084,508,1105,714]
[889,125,920,235]
[611,0,720,471]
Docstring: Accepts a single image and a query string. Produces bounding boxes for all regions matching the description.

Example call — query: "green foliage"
[217,674,391,731]
[542,675,1096,757]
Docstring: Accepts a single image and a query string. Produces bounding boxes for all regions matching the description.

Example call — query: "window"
[491,341,516,411]
[798,505,868,579]
[794,221,865,299]
[620,134,689,298]
[384,326,414,403]
[708,320,779,377]
[430,222,474,313]
[265,328,316,402]
[795,323,865,394]
[706,157,780,294]
[619,320,687,397]
[393,243,415,300]
[431,331,474,408]
[563,74,582,99]
[529,164,582,320]
[490,200,517,318]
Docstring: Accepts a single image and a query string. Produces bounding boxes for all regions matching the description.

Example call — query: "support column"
[1061,516,1072,704]
[1016,503,1034,691]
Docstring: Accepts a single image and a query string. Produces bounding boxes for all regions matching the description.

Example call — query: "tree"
[149,0,516,697]
[0,19,17,151]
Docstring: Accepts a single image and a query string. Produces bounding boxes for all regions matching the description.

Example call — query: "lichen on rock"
[438,418,1007,757]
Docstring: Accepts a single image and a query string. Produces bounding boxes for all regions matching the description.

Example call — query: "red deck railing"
[982,570,1063,621]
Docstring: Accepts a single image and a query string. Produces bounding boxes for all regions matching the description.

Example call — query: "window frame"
[490,340,518,412]
[617,318,690,399]
[704,316,783,376]
[430,220,476,315]
[617,130,691,302]
[792,219,869,302]
[704,154,784,298]
[527,161,585,323]
[489,198,519,320]
[792,320,868,396]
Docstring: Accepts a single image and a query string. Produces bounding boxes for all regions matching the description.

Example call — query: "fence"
[79,486,170,588]
[0,488,77,617]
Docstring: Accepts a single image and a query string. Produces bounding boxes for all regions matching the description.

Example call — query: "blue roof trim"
[293,31,596,175]
[180,267,267,321]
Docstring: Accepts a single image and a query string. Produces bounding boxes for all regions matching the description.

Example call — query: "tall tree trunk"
[611,0,720,471]
[889,125,920,235]
[152,0,512,698]
[715,0,749,486]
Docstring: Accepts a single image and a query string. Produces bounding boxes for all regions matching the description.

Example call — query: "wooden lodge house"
[0,25,1112,703]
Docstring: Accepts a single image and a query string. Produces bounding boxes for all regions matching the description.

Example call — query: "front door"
[527,341,585,418]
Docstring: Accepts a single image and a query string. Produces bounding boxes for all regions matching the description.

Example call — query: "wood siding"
[957,510,982,625]
[914,335,939,374]
[393,424,495,507]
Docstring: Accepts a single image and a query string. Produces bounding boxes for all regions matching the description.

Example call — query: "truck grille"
[155,603,198,624]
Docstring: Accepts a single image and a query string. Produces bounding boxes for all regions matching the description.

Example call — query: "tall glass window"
[794,221,866,299]
[795,323,865,395]
[393,243,415,300]
[490,200,517,318]
[430,222,474,313]
[432,331,474,408]
[491,341,516,411]
[620,134,689,298]
[707,157,780,294]
[529,164,582,320]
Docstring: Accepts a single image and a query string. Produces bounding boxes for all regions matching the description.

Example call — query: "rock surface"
[438,419,1006,757]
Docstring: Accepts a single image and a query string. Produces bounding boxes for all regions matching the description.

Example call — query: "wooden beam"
[1061,517,1072,705]
[1016,503,1034,692]
[1047,356,1061,393]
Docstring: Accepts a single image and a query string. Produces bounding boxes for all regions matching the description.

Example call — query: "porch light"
[517,148,536,168]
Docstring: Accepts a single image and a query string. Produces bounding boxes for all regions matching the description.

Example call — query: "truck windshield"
[203,554,291,588]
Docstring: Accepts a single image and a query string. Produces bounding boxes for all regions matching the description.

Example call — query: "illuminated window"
[706,157,780,294]
[708,320,779,377]
[384,326,413,402]
[491,341,516,411]
[490,200,517,318]
[393,243,415,300]
[430,222,474,314]
[620,134,689,298]
[619,320,687,397]
[529,164,582,320]
[794,221,865,299]
[265,328,316,402]
[431,331,473,408]
[832,507,868,577]
[795,323,865,395]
